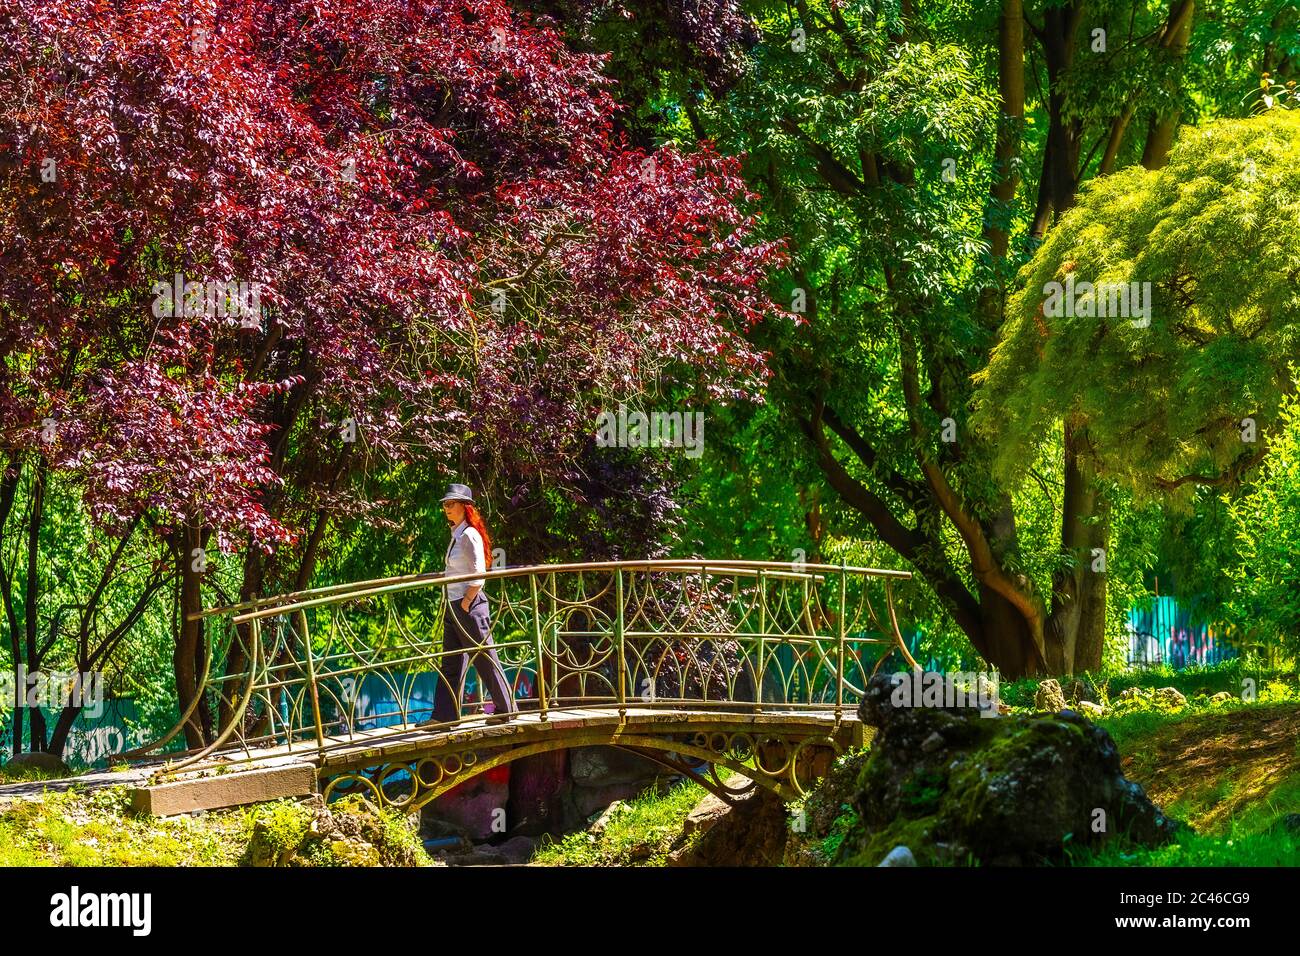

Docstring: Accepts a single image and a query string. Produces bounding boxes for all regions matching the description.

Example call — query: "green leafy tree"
[977,109,1300,498]
[575,0,1298,676]
[1223,388,1300,658]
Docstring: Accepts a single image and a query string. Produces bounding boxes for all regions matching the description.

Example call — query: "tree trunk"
[0,455,21,756]
[24,464,47,752]
[1046,0,1197,672]
[1141,0,1195,170]
[174,520,209,749]
[1029,4,1112,675]
[46,704,82,759]
[1073,495,1110,672]
[984,0,1024,263]
[977,585,1044,679]
[1046,423,1107,674]
[219,548,265,729]
[1039,4,1083,221]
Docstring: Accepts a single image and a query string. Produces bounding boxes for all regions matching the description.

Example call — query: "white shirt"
[444,519,486,600]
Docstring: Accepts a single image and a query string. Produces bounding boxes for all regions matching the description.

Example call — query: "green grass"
[530,779,710,866]
[997,659,1299,712]
[1071,699,1300,866]
[0,787,248,866]
[0,786,428,867]
[1076,825,1300,866]
[0,763,69,784]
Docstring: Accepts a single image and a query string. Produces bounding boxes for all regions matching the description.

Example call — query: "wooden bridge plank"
[164,706,861,781]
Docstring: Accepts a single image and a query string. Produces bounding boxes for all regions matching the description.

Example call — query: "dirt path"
[1118,703,1300,835]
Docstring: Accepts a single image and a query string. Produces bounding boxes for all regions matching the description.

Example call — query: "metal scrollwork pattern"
[134,560,916,807]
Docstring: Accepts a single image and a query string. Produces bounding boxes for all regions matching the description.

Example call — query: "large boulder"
[837,673,1186,865]
[679,792,732,840]
[1077,700,1105,719]
[569,746,664,788]
[560,746,672,830]
[1154,687,1188,709]
[563,778,663,828]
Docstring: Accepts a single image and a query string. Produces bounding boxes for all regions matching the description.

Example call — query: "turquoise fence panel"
[1,698,148,770]
[1126,595,1235,668]
[322,667,535,734]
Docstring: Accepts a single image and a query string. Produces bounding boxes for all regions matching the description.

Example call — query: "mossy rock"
[1034,679,1068,713]
[243,796,425,867]
[783,748,874,865]
[2,752,72,780]
[1060,677,1100,705]
[828,673,1187,865]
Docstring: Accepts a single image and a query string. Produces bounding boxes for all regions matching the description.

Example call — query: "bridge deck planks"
[174,706,862,779]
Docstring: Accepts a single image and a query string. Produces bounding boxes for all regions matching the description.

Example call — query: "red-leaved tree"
[0,0,785,749]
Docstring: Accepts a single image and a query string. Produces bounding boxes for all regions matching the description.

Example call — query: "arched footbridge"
[128,560,918,813]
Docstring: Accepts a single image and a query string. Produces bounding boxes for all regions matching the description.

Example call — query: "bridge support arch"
[319,710,861,814]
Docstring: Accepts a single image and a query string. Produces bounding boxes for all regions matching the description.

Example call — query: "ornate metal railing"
[135,560,915,771]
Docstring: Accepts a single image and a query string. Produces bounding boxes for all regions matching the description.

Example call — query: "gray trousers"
[432,592,516,723]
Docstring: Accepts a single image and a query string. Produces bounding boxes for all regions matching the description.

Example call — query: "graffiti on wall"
[1126,596,1236,668]
[1,698,148,769]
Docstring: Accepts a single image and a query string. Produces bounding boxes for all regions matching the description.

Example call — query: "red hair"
[463,503,492,566]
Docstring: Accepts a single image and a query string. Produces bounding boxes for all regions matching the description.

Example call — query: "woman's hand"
[460,584,481,612]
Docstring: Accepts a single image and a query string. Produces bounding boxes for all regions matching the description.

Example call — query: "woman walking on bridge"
[432,483,518,726]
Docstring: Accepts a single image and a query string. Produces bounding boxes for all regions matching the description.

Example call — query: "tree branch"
[897,328,1047,640]
[779,119,867,197]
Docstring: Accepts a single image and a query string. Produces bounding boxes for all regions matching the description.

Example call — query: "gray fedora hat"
[440,482,475,504]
